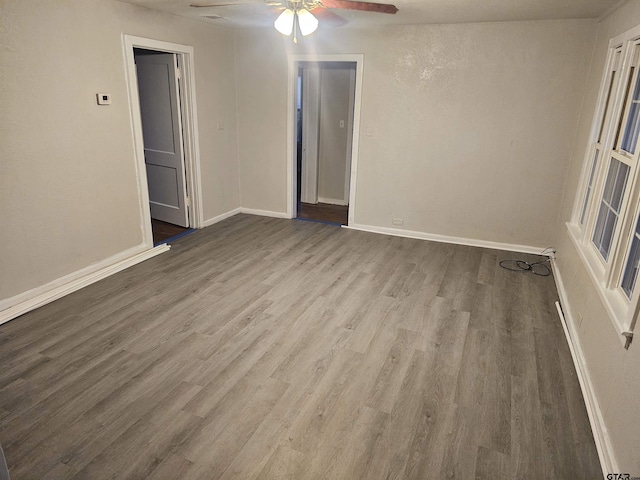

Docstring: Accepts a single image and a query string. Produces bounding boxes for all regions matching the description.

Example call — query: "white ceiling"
[119,0,622,29]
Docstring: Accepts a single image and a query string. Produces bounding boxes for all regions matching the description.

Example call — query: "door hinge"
[185,196,190,207]
[623,331,633,350]
[176,67,181,80]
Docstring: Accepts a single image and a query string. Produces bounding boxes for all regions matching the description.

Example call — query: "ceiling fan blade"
[190,1,279,7]
[310,7,349,27]
[320,0,398,14]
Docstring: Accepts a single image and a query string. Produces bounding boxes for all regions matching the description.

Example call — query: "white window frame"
[570,24,640,347]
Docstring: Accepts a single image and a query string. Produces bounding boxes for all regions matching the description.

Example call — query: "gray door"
[135,51,189,227]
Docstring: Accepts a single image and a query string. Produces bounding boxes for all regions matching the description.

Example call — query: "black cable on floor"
[499,247,554,277]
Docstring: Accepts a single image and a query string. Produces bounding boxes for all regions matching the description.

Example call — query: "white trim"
[286,54,364,224]
[179,45,205,229]
[240,208,289,219]
[288,56,296,219]
[122,35,205,240]
[567,223,630,346]
[347,58,363,226]
[203,208,291,226]
[202,207,242,227]
[344,223,547,255]
[123,40,152,246]
[300,65,320,205]
[344,67,356,206]
[317,196,348,206]
[0,244,170,326]
[552,261,619,478]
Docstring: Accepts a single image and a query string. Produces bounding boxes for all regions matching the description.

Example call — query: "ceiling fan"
[190,0,398,42]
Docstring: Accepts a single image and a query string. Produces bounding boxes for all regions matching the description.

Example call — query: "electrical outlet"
[96,93,111,105]
[392,218,404,226]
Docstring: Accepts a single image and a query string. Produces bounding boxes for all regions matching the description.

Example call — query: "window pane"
[615,66,635,148]
[592,158,630,261]
[600,210,617,260]
[593,202,609,250]
[610,161,630,210]
[580,188,593,226]
[601,158,618,203]
[621,72,640,153]
[580,150,600,224]
[592,209,617,260]
[598,71,617,143]
[621,228,640,298]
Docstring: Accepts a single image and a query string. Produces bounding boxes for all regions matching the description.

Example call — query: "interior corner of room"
[1,0,640,477]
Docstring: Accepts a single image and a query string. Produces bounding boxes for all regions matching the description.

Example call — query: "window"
[621,214,640,298]
[571,28,640,346]
[591,158,630,260]
[579,48,621,226]
[621,67,640,153]
[579,150,599,225]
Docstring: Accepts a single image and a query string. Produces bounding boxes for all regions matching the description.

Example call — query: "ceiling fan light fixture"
[297,8,318,36]
[274,8,295,36]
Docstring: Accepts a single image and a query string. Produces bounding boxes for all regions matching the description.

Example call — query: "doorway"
[288,54,364,227]
[123,36,204,248]
[134,48,191,244]
[295,62,355,226]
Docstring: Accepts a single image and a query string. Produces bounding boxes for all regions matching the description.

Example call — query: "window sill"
[566,222,629,347]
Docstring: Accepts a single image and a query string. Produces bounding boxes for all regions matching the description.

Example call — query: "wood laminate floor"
[152,219,190,244]
[0,215,601,479]
[297,202,349,225]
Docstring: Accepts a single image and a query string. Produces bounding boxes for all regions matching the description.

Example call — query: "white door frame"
[300,65,321,204]
[287,53,364,225]
[122,35,204,247]
[344,66,357,205]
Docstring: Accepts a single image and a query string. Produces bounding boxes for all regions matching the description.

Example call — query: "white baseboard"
[344,223,548,256]
[202,207,290,226]
[552,260,618,478]
[202,207,242,227]
[0,207,285,326]
[317,197,348,206]
[0,244,170,326]
[239,208,289,219]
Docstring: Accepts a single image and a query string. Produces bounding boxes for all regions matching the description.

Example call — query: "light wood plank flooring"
[0,214,601,479]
